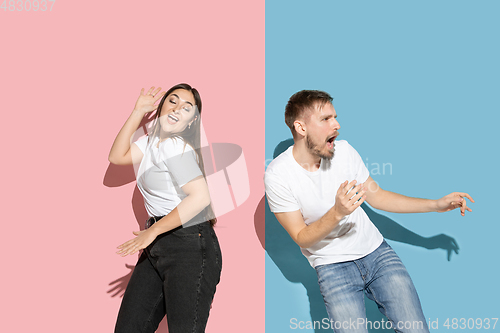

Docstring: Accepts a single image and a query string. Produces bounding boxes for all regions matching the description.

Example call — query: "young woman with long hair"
[108,83,222,333]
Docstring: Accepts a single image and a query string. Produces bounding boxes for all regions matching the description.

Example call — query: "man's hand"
[333,180,366,219]
[436,192,474,216]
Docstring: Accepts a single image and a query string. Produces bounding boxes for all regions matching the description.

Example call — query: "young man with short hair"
[264,90,473,333]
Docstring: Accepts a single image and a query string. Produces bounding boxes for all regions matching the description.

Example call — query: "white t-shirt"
[264,140,383,268]
[133,135,203,221]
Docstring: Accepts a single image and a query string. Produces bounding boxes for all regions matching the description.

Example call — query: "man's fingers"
[349,187,365,203]
[337,180,348,194]
[344,180,357,196]
[343,180,358,196]
[352,195,366,210]
[458,192,475,203]
[453,192,475,202]
[460,201,472,215]
[348,184,364,200]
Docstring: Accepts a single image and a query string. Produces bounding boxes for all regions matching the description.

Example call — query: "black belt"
[145,216,165,229]
[145,216,211,230]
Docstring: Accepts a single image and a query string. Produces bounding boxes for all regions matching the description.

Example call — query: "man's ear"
[294,120,306,137]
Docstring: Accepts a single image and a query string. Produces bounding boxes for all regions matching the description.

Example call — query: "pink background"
[0,1,264,332]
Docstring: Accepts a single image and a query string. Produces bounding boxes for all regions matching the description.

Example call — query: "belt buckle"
[145,216,157,229]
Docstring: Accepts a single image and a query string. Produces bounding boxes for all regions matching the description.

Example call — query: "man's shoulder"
[265,146,293,176]
[332,139,360,159]
[334,139,351,151]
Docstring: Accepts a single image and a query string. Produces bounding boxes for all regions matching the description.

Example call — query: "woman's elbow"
[108,155,123,165]
[108,153,117,165]
[200,193,211,209]
[108,153,129,165]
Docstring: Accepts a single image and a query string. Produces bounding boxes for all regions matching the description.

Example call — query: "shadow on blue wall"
[256,138,459,332]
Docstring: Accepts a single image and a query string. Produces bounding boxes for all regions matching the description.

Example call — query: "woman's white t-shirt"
[133,135,203,219]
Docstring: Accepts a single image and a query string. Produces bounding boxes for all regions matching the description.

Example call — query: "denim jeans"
[315,240,429,333]
[115,222,222,333]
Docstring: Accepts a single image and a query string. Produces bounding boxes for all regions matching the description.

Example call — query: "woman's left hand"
[116,229,157,256]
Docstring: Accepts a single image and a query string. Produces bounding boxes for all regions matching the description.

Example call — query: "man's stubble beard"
[306,134,334,160]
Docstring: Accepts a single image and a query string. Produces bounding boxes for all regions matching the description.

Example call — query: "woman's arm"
[116,176,211,256]
[149,176,211,235]
[108,87,165,165]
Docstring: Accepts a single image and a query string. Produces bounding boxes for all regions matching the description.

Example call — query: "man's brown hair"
[285,90,333,136]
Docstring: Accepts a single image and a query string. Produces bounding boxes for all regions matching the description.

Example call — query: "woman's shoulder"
[161,137,194,156]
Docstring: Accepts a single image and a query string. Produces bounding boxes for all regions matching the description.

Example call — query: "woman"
[108,84,222,333]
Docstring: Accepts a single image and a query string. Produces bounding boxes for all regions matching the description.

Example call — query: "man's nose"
[333,119,340,131]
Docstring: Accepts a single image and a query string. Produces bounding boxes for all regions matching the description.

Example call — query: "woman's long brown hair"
[149,83,217,227]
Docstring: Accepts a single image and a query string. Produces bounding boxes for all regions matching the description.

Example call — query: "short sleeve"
[160,138,203,187]
[345,141,370,183]
[133,136,148,154]
[264,171,301,213]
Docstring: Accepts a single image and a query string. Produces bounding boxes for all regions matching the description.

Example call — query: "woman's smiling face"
[159,89,198,134]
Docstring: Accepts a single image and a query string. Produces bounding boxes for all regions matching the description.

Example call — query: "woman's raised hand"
[133,86,166,115]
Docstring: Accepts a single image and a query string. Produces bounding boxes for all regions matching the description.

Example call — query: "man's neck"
[292,139,321,172]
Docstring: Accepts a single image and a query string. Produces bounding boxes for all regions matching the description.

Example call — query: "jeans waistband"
[145,216,211,230]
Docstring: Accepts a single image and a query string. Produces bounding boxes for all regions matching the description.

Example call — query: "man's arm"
[274,180,366,248]
[364,176,474,216]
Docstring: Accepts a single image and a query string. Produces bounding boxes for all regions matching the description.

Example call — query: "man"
[264,90,473,333]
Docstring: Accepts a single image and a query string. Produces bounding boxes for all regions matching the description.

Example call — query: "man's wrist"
[329,206,344,224]
[430,199,440,212]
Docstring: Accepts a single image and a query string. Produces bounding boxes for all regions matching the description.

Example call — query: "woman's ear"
[190,116,198,126]
[188,116,198,128]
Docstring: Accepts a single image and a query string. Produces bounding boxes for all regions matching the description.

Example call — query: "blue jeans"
[115,222,222,333]
[315,240,429,333]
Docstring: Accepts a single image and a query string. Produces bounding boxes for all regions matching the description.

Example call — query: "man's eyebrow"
[171,94,193,106]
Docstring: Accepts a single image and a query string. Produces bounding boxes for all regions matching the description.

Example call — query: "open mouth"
[326,134,337,149]
[167,114,179,124]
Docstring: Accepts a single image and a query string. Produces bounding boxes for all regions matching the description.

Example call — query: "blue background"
[265,1,499,332]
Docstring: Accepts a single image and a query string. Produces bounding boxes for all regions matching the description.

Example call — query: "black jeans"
[115,222,222,333]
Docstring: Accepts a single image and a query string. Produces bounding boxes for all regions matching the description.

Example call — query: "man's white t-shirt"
[133,135,203,221]
[264,140,383,268]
